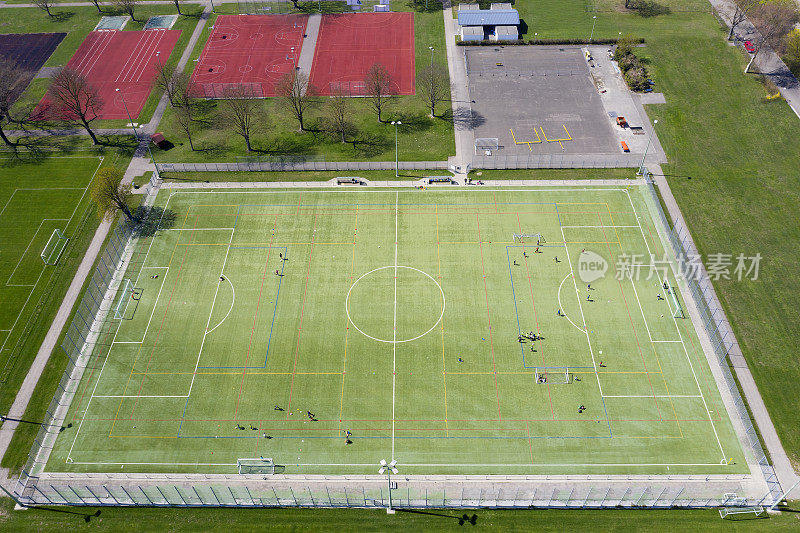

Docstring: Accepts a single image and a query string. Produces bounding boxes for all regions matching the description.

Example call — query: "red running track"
[190,14,308,98]
[34,29,181,121]
[309,12,415,96]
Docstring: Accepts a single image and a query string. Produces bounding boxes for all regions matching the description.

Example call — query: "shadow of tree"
[130,205,177,238]
[450,107,486,131]
[629,0,671,17]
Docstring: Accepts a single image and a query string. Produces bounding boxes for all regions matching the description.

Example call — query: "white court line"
[556,272,586,333]
[624,189,727,463]
[205,275,235,335]
[391,191,398,462]
[67,198,174,462]
[603,395,702,398]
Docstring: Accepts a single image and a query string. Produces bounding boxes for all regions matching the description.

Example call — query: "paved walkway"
[709,0,800,120]
[296,14,321,79]
[442,1,472,176]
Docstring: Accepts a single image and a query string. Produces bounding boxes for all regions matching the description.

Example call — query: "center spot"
[346,266,444,344]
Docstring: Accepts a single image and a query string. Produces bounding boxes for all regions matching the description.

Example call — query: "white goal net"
[534,367,571,384]
[512,233,545,244]
[237,457,275,474]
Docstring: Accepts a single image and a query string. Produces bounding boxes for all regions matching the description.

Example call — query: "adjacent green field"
[47,187,745,476]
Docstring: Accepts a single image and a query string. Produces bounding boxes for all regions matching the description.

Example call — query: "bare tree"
[114,0,140,22]
[746,0,800,72]
[91,167,135,221]
[172,70,194,109]
[175,101,197,151]
[49,67,104,145]
[219,85,263,152]
[325,89,353,143]
[275,71,318,131]
[152,60,180,106]
[172,0,183,15]
[728,0,764,40]
[0,59,28,147]
[364,63,395,123]
[416,63,449,118]
[89,0,103,13]
[33,0,55,17]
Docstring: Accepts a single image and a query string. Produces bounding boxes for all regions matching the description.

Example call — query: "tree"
[728,0,764,40]
[364,63,395,123]
[219,85,263,152]
[275,71,317,131]
[152,60,180,107]
[114,0,139,22]
[33,0,55,17]
[0,58,27,148]
[49,67,104,145]
[89,0,103,13]
[175,101,197,150]
[746,0,799,72]
[416,63,449,118]
[172,0,183,15]
[324,89,354,143]
[784,28,800,72]
[90,167,136,222]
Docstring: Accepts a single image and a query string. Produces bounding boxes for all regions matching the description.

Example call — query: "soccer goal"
[664,279,684,319]
[112,279,138,320]
[41,229,69,266]
[534,367,571,384]
[512,233,545,244]
[237,457,275,474]
[475,138,499,155]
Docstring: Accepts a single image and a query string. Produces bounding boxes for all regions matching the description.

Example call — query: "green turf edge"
[2,497,800,532]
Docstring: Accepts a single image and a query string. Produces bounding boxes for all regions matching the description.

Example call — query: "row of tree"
[34,0,185,19]
[154,61,450,152]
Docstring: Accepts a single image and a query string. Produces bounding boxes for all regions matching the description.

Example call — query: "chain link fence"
[10,174,777,509]
[472,153,642,168]
[158,160,448,172]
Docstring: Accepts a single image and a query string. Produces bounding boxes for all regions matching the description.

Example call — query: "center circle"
[346,266,445,344]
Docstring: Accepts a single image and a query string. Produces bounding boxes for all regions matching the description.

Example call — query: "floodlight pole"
[116,88,138,140]
[391,121,402,177]
[429,46,434,67]
[209,0,215,13]
[379,460,398,514]
[638,119,658,175]
[590,15,597,43]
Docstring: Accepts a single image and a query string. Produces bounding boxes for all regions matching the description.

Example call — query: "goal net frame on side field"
[664,279,684,319]
[41,229,69,266]
[237,457,275,474]
[534,367,571,384]
[512,233,545,244]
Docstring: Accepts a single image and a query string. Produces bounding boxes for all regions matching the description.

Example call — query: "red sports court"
[309,12,415,96]
[191,14,308,98]
[34,29,181,121]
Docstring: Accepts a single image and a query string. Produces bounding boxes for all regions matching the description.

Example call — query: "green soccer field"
[48,186,747,476]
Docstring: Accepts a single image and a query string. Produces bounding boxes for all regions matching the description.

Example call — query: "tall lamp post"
[428,46,435,67]
[638,119,658,175]
[590,15,597,43]
[117,88,159,175]
[209,0,215,13]
[379,459,398,514]
[391,120,402,177]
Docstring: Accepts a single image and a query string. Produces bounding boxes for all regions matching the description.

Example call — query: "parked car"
[744,40,756,53]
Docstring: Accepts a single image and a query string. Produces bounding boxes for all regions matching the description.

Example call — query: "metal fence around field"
[10,173,779,509]
[158,160,449,172]
[472,153,643,169]
[640,174,782,505]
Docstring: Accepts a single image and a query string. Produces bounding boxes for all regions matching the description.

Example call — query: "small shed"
[493,25,518,41]
[490,3,513,10]
[461,26,484,41]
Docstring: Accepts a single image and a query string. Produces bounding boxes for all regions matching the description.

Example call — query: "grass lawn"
[0,148,134,471]
[512,0,800,468]
[46,186,744,476]
[4,5,204,128]
[2,497,800,531]
[151,4,454,163]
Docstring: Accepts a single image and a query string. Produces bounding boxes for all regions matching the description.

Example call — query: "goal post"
[112,279,135,320]
[237,457,275,474]
[512,233,545,244]
[41,229,69,266]
[664,279,684,318]
[534,367,570,384]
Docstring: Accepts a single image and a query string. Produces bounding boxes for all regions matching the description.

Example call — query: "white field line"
[624,189,727,462]
[205,275,235,335]
[67,195,172,462]
[556,273,586,333]
[603,395,702,398]
[560,225,639,228]
[161,227,235,231]
[391,191,398,462]
[183,227,236,401]
[651,340,683,343]
[110,266,170,346]
[92,395,188,398]
[0,269,46,355]
[63,460,734,468]
[560,226,604,398]
[5,219,69,285]
[161,188,634,198]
